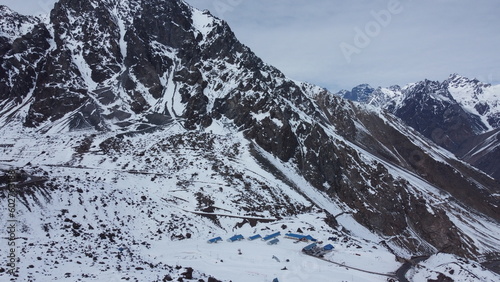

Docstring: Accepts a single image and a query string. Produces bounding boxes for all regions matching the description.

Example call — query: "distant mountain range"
[337,74,500,180]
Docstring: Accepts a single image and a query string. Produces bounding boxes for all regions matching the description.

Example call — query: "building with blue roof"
[227,234,244,242]
[304,235,317,241]
[323,244,334,251]
[285,233,303,240]
[207,237,223,244]
[285,233,317,242]
[267,238,279,245]
[302,243,317,252]
[262,232,281,241]
[248,234,262,241]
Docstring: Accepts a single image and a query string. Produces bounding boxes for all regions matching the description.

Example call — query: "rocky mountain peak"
[387,84,401,92]
[338,74,500,180]
[342,83,375,102]
[1,0,255,131]
[409,78,441,93]
[445,73,490,97]
[447,73,489,86]
[0,5,16,17]
[0,5,39,43]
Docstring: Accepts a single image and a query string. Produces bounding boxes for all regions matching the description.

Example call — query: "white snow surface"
[190,8,215,42]
[0,124,396,281]
[408,253,499,282]
[447,75,500,131]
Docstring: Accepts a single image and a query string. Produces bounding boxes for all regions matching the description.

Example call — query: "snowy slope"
[0,5,39,42]
[1,119,499,281]
[0,121,397,281]
[446,74,500,130]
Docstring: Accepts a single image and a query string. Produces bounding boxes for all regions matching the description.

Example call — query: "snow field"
[1,114,499,281]
[149,215,400,282]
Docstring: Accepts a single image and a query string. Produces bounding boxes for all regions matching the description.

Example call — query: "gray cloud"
[2,0,499,91]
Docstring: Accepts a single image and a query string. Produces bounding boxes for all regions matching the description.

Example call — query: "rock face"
[394,79,487,153]
[1,0,499,263]
[341,84,374,103]
[457,129,500,180]
[338,74,500,180]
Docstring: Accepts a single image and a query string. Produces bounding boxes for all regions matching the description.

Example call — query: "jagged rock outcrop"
[338,74,500,180]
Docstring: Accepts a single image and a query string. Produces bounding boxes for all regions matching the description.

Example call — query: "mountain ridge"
[337,74,500,180]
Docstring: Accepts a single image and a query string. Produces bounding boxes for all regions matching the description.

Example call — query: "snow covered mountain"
[445,74,500,129]
[1,1,499,281]
[338,74,500,180]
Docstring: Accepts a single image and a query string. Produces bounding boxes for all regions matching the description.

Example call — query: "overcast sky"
[2,0,499,91]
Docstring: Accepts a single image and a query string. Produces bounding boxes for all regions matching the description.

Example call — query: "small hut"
[207,237,223,244]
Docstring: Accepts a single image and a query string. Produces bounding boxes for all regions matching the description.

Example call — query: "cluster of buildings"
[207,232,335,256]
[302,242,335,258]
[207,231,283,245]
